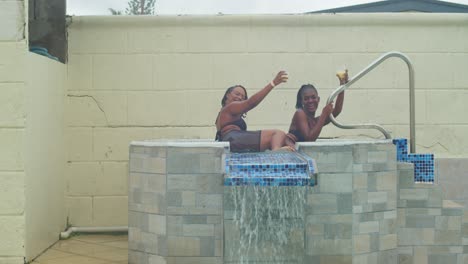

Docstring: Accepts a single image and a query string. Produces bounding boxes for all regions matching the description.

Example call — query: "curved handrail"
[327,51,416,153]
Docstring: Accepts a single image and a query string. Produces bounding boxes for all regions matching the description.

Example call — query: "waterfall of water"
[225,186,306,264]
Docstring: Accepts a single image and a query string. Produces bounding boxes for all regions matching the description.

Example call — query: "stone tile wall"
[397,162,467,264]
[129,142,227,264]
[299,140,398,264]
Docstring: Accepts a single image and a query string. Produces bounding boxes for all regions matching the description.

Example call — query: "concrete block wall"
[128,141,227,264]
[397,162,467,263]
[0,1,27,262]
[1,1,67,262]
[66,14,468,225]
[0,0,25,41]
[300,140,398,264]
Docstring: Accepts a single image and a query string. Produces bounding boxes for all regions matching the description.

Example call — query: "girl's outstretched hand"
[336,69,349,85]
[272,71,288,86]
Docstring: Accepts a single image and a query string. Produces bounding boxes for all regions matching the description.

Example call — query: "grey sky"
[67,0,468,15]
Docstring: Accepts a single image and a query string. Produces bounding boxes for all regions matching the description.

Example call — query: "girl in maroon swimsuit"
[215,71,293,152]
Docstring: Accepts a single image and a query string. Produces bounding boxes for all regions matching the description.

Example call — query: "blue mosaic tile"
[393,138,408,162]
[407,153,434,183]
[224,152,317,186]
[392,138,434,183]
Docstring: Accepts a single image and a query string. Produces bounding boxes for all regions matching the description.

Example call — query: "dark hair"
[295,84,318,109]
[221,85,248,107]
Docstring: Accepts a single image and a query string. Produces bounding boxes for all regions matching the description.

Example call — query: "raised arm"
[293,103,334,142]
[225,71,288,115]
[332,69,348,118]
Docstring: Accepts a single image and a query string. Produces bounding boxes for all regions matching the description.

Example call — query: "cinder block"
[185,91,221,126]
[453,54,468,87]
[0,129,23,170]
[0,257,25,264]
[67,54,92,91]
[248,26,308,53]
[68,29,127,54]
[67,128,93,161]
[0,172,24,215]
[67,162,100,195]
[93,128,153,161]
[0,216,25,256]
[66,94,106,126]
[0,83,25,127]
[0,42,26,83]
[127,27,188,53]
[96,162,128,195]
[93,196,128,226]
[153,54,213,91]
[128,91,187,126]
[427,90,468,124]
[0,1,24,41]
[68,91,128,127]
[67,197,93,226]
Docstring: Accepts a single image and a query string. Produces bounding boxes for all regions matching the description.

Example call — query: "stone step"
[398,162,444,209]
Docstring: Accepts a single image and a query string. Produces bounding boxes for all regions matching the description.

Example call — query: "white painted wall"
[0,0,25,41]
[0,40,27,264]
[66,14,468,226]
[24,53,67,262]
[0,1,67,262]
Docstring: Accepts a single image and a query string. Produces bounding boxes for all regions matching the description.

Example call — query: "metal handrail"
[327,51,416,153]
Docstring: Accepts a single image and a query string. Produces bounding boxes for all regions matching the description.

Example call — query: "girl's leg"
[260,129,287,151]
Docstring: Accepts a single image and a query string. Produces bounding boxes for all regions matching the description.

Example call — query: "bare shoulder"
[294,109,308,119]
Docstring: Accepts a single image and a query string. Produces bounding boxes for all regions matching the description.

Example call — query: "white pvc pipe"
[60,226,128,239]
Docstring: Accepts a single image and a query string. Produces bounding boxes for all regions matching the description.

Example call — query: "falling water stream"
[225,186,306,264]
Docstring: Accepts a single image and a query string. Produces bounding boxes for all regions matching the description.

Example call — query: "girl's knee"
[274,129,286,136]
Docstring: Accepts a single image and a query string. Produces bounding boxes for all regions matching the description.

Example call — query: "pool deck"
[31,234,128,264]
